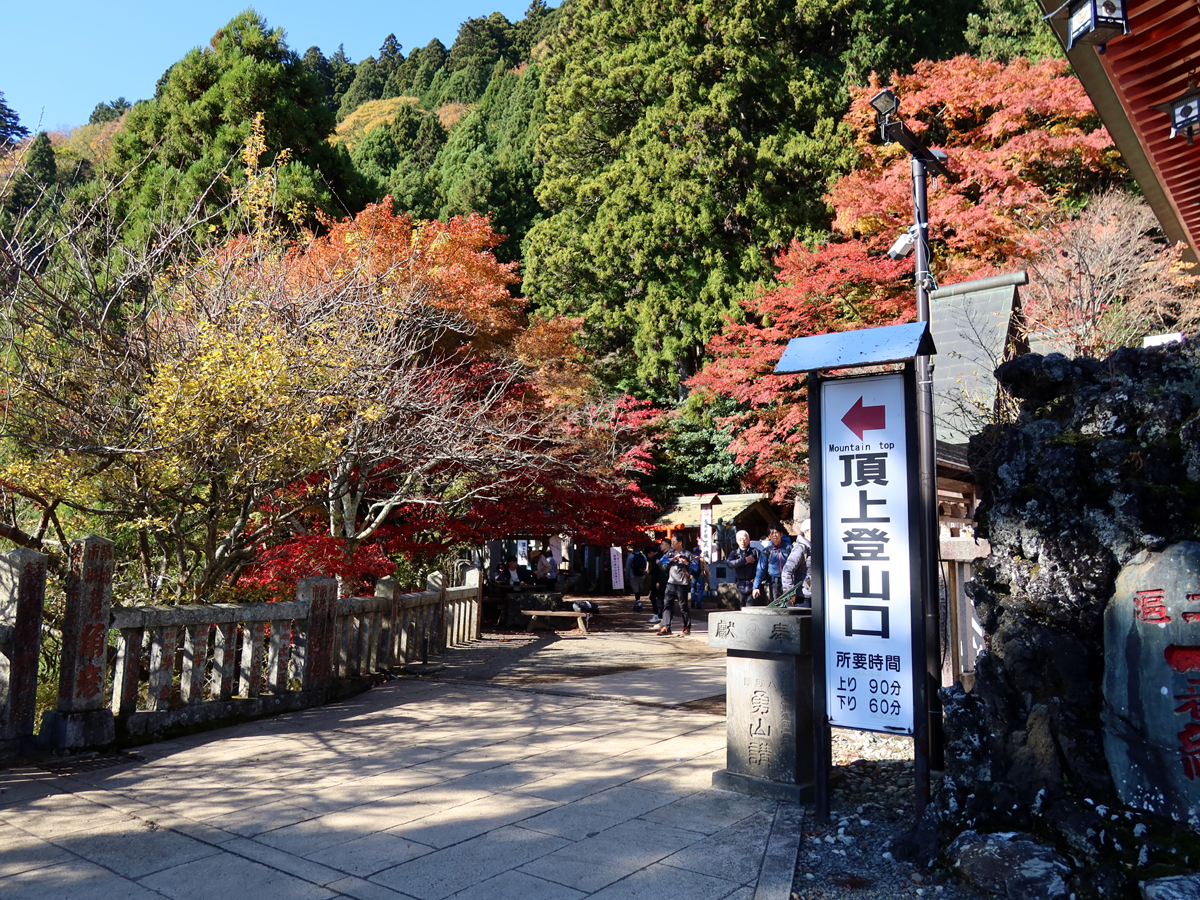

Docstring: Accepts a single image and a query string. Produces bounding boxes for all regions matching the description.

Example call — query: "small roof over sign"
[694,493,721,506]
[774,321,936,375]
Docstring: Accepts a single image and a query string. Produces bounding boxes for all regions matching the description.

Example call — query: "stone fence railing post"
[298,577,338,693]
[465,568,483,642]
[427,572,447,652]
[375,577,399,669]
[0,549,47,756]
[44,535,116,750]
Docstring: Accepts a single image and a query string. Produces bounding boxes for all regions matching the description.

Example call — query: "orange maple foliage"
[205,200,658,593]
[693,55,1128,503]
[298,198,525,349]
[833,55,1124,277]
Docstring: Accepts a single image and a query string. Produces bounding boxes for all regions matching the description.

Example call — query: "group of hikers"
[623,520,812,636]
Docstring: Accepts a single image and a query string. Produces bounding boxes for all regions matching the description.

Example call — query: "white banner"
[700,506,714,563]
[516,540,529,567]
[821,373,914,734]
[610,547,625,590]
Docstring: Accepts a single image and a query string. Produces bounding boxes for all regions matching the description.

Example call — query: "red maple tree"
[227,201,660,597]
[691,55,1129,503]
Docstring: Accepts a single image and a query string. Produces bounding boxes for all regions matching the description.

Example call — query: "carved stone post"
[0,549,47,756]
[43,535,116,749]
[298,577,338,692]
[375,578,399,668]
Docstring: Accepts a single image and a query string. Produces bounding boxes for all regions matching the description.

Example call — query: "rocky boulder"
[1143,875,1200,900]
[941,344,1200,832]
[950,831,1072,899]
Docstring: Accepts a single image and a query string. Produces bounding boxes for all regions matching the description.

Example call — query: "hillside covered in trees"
[2,0,1196,567]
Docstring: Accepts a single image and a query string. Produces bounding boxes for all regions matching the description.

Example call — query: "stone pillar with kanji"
[1104,541,1200,820]
[0,548,47,756]
[42,535,116,750]
[708,607,815,801]
[299,577,338,693]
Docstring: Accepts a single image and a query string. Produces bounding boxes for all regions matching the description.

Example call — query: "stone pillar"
[299,577,338,692]
[43,535,116,749]
[709,608,814,802]
[427,573,447,653]
[375,577,400,668]
[0,549,47,755]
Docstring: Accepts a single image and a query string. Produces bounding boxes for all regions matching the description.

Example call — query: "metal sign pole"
[912,157,945,778]
[809,370,831,823]
[905,361,931,815]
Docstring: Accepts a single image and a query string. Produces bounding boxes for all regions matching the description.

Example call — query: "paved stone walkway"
[0,620,801,900]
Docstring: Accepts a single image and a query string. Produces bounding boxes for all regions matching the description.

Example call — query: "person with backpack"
[752,525,792,605]
[727,530,761,608]
[625,546,649,611]
[781,519,812,607]
[648,537,672,625]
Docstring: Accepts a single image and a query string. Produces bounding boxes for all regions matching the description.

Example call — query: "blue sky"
[1,1,551,131]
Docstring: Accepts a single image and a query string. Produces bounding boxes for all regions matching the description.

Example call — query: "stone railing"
[0,535,482,756]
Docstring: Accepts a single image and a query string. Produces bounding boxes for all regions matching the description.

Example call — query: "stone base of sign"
[712,767,812,802]
[709,609,814,805]
[40,708,115,751]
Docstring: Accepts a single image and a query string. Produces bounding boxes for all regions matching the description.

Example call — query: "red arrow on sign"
[841,396,886,440]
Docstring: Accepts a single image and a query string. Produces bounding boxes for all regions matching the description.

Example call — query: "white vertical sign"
[516,540,529,566]
[700,505,714,563]
[610,547,625,590]
[821,373,914,734]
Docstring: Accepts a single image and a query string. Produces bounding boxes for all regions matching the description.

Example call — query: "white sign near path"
[820,373,914,734]
[610,547,625,591]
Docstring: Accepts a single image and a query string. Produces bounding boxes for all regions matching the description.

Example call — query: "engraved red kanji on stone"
[79,622,106,659]
[1176,680,1200,721]
[1134,589,1171,625]
[88,582,106,617]
[75,663,103,700]
[1180,722,1200,780]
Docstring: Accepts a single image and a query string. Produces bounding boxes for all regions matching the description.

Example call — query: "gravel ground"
[793,729,989,900]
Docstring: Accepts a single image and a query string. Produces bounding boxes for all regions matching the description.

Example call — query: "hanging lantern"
[1157,83,1200,145]
[1057,0,1130,50]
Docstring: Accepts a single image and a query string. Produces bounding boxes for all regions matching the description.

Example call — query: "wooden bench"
[521,609,592,633]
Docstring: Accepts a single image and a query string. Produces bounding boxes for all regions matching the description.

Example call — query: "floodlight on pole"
[870,89,900,118]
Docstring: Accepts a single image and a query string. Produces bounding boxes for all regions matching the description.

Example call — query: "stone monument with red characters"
[1104,541,1200,822]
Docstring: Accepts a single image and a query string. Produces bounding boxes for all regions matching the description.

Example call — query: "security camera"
[887,226,916,260]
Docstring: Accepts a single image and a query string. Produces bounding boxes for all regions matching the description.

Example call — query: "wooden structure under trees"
[652,492,784,543]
